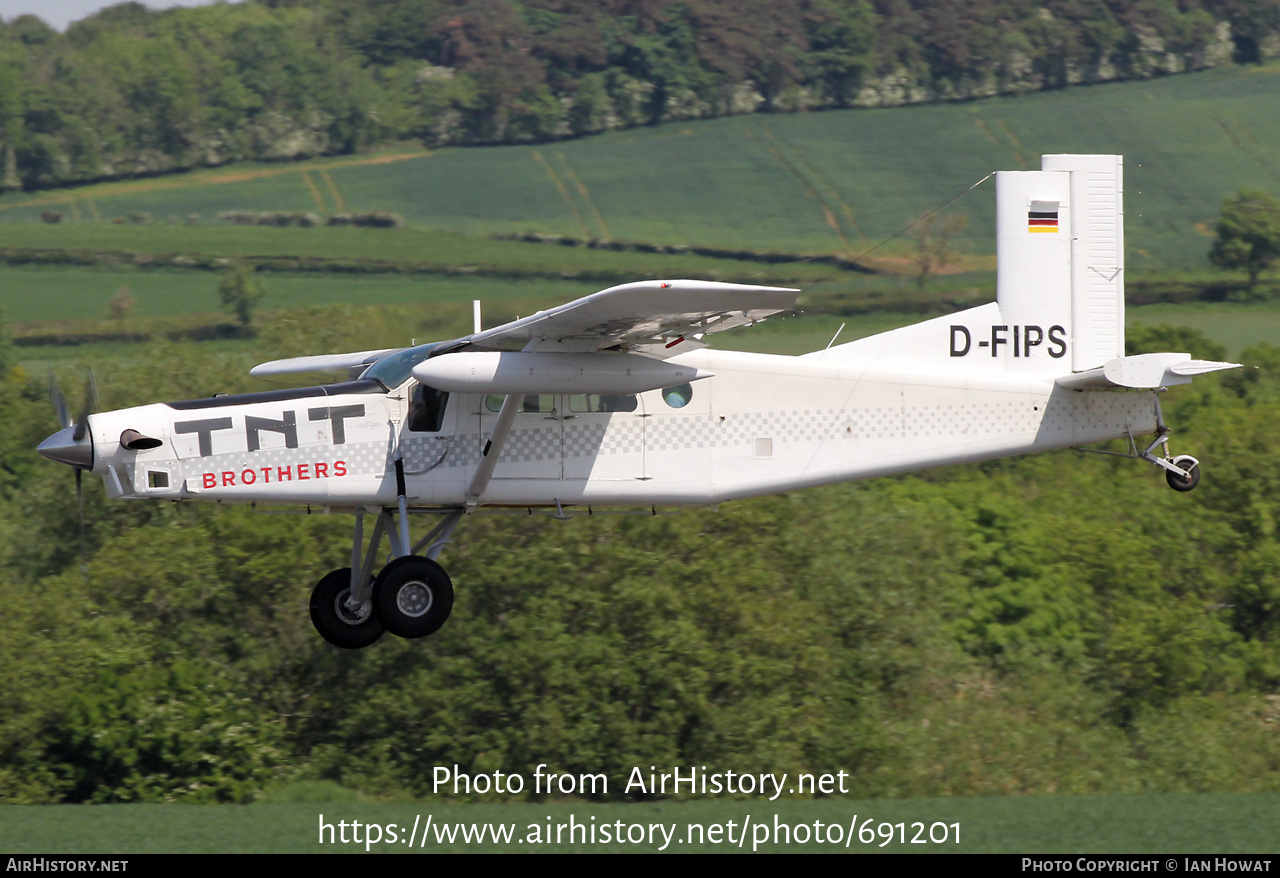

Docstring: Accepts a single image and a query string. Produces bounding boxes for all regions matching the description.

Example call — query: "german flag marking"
[1028,209,1058,233]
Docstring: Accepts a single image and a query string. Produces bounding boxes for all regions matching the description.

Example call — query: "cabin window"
[409,383,450,432]
[485,394,556,413]
[568,394,638,413]
[662,383,693,408]
[147,470,169,488]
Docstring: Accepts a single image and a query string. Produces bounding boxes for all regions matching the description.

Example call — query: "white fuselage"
[88,346,1156,510]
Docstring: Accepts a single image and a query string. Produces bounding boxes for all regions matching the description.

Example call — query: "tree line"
[1,0,1278,191]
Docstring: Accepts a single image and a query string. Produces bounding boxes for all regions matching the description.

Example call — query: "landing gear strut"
[310,506,464,649]
[1137,395,1202,493]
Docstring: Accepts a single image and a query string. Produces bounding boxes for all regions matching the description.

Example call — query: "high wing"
[465,279,799,357]
[248,279,799,379]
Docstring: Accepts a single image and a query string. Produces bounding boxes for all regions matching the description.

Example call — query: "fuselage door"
[562,391,645,481]
[479,393,563,480]
[397,381,459,495]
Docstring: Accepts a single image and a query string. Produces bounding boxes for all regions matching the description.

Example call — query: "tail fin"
[998,154,1124,373]
[812,154,1125,374]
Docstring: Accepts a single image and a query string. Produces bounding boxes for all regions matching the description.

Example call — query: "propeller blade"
[75,467,88,576]
[72,369,97,442]
[47,367,71,430]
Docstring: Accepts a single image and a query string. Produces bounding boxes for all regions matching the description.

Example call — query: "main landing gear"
[310,507,463,649]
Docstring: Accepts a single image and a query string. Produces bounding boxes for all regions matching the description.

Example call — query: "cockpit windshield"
[362,342,442,389]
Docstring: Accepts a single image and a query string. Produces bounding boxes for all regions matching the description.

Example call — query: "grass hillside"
[2,65,1279,271]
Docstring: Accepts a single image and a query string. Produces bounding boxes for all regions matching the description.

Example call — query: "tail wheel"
[372,555,454,639]
[1166,455,1201,492]
[310,567,384,649]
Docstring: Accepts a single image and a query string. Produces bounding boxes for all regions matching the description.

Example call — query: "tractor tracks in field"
[0,150,427,214]
[1209,113,1280,186]
[531,150,611,241]
[748,128,866,253]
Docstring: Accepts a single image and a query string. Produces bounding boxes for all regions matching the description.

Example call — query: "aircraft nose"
[37,424,94,469]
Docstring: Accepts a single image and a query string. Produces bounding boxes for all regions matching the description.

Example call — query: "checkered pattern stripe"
[168,393,1149,485]
[180,437,394,480]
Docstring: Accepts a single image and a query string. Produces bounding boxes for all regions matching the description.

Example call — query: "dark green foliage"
[1210,189,1280,296]
[217,261,267,326]
[1126,323,1229,360]
[47,662,287,803]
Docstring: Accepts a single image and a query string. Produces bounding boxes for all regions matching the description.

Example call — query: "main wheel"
[310,567,384,649]
[1166,455,1201,492]
[372,555,454,639]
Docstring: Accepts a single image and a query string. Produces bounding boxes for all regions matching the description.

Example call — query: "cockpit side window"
[408,383,449,432]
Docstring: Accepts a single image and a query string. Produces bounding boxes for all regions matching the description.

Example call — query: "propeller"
[73,369,97,442]
[48,366,71,430]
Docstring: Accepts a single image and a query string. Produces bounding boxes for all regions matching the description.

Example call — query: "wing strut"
[466,393,521,506]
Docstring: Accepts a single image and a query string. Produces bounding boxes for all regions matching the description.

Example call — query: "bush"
[351,211,404,229]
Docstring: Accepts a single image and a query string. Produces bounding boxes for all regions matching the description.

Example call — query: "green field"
[0,223,836,283]
[0,264,610,323]
[1127,300,1280,355]
[4,261,1276,368]
[3,65,1279,270]
[3,793,1278,853]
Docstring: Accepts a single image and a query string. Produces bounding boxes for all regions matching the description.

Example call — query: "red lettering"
[334,461,347,477]
[222,471,235,487]
[203,473,216,489]
[315,462,328,479]
[299,463,310,480]
[241,469,256,485]
[278,466,291,481]
[260,467,272,483]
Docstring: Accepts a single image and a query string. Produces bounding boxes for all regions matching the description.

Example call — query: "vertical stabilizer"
[995,154,1124,374]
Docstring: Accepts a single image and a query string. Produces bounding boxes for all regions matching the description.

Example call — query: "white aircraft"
[38,154,1239,649]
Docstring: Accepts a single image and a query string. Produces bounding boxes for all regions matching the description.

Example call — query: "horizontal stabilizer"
[1056,353,1241,391]
[250,348,404,378]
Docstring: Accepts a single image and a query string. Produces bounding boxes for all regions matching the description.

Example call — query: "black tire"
[310,567,384,649]
[372,555,454,639]
[1166,455,1201,493]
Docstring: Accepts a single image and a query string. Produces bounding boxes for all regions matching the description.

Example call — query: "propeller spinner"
[37,369,95,470]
